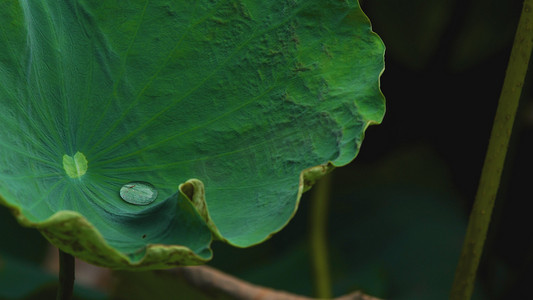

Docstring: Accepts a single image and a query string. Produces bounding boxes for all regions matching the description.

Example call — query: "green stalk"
[57,249,75,300]
[450,1,533,299]
[310,173,332,299]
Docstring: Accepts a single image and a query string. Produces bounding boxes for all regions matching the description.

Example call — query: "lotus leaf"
[0,0,385,269]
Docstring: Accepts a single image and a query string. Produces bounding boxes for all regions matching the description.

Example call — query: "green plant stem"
[57,249,75,300]
[310,173,332,299]
[450,1,533,299]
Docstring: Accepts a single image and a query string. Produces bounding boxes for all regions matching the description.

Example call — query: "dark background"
[1,0,531,299]
[210,0,533,298]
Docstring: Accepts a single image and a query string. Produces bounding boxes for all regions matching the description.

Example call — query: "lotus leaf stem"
[310,173,333,298]
[450,1,533,299]
[57,249,75,300]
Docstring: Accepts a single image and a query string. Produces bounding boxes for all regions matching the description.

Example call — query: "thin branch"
[450,1,533,299]
[310,173,333,298]
[46,246,380,300]
[57,249,75,300]
[114,265,381,300]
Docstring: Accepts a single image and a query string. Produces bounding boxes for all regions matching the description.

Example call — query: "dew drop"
[119,181,158,206]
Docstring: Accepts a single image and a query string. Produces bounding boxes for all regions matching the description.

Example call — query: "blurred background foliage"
[1,0,532,299]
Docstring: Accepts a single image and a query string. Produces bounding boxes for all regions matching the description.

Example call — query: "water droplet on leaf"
[119,181,158,205]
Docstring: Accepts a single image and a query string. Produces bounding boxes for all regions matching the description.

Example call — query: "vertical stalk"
[57,249,75,300]
[450,1,533,299]
[310,173,332,299]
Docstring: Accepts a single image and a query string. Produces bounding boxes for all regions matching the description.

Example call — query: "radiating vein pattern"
[0,0,385,267]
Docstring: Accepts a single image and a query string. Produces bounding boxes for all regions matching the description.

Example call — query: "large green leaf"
[0,0,385,269]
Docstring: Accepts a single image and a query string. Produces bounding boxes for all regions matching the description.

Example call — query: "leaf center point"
[62,151,88,178]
